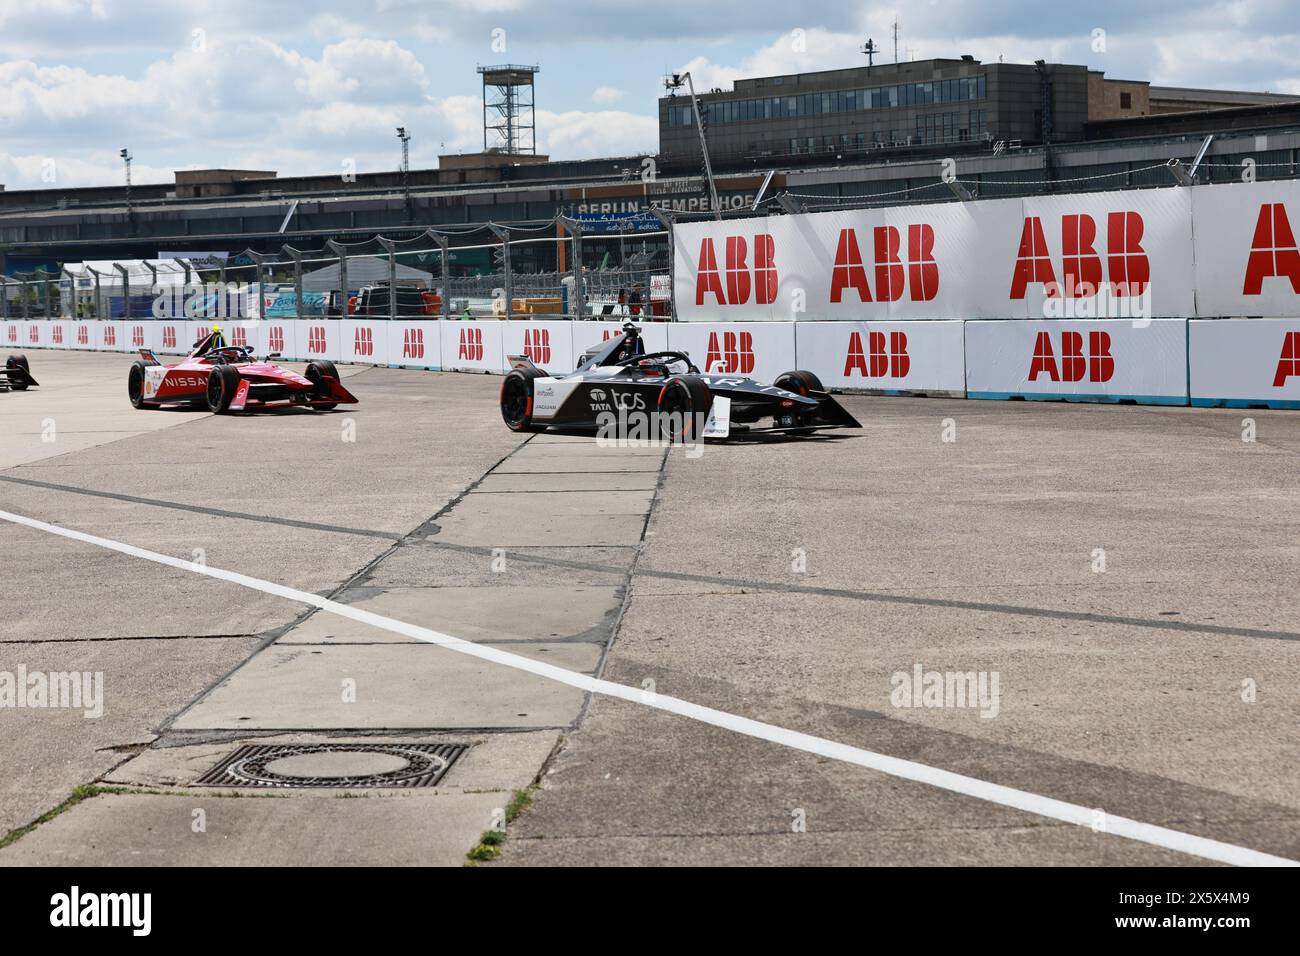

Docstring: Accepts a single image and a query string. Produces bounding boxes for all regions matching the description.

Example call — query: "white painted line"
[2,507,1295,868]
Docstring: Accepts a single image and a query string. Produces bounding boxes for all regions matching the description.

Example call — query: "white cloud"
[592,85,625,104]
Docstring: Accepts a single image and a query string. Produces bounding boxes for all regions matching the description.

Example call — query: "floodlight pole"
[327,241,349,318]
[120,148,134,236]
[396,127,412,224]
[666,71,722,220]
[488,223,513,320]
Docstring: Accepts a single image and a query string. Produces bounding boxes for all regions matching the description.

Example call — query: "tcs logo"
[1010,212,1148,299]
[403,328,425,359]
[523,328,550,364]
[704,330,754,374]
[1028,330,1114,383]
[458,327,483,360]
[831,225,939,303]
[354,327,374,356]
[307,326,327,354]
[695,234,778,306]
[844,330,910,378]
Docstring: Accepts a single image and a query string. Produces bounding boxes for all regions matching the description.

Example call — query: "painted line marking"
[1,508,1295,868]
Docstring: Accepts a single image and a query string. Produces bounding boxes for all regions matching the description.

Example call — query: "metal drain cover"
[196,743,467,789]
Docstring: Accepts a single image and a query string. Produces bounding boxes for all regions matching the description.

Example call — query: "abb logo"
[1028,330,1114,383]
[1010,213,1148,299]
[354,327,374,356]
[162,326,177,349]
[29,326,39,344]
[231,327,248,348]
[132,326,145,347]
[307,326,327,354]
[523,328,550,364]
[52,326,63,344]
[6,326,16,344]
[103,325,116,346]
[695,235,778,306]
[1243,204,1300,295]
[268,327,285,353]
[831,225,938,303]
[844,330,910,378]
[1274,331,1300,386]
[704,330,755,374]
[458,327,483,360]
[77,325,89,346]
[403,328,425,359]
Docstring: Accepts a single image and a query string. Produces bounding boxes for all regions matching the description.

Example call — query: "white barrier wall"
[964,319,1189,404]
[794,320,967,395]
[1189,318,1300,409]
[387,321,441,369]
[501,320,575,374]
[440,320,505,373]
[1191,181,1300,318]
[665,322,797,382]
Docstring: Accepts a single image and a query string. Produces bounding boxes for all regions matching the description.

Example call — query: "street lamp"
[120,147,134,235]
[664,71,722,220]
[396,127,412,224]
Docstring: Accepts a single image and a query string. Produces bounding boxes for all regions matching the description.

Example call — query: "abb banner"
[665,322,795,383]
[675,185,1205,321]
[964,318,1189,404]
[386,321,441,368]
[341,320,389,366]
[794,320,966,394]
[1189,318,1300,408]
[1191,180,1300,317]
[501,321,575,374]
[292,320,343,363]
[440,320,505,372]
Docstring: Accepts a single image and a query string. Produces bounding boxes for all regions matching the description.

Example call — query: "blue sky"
[2,0,1300,189]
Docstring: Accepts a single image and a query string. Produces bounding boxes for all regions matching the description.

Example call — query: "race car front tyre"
[206,364,240,413]
[500,368,543,432]
[128,360,158,408]
[6,354,30,391]
[657,375,713,443]
[773,370,825,432]
[306,360,339,410]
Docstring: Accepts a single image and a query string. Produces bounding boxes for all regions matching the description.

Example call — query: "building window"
[1120,91,1132,109]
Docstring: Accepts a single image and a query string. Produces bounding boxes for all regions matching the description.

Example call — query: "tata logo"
[132,326,145,347]
[524,328,551,363]
[268,327,285,353]
[590,388,607,401]
[77,325,89,345]
[695,234,778,306]
[354,327,374,356]
[831,225,939,303]
[705,330,755,374]
[52,326,64,344]
[103,326,116,346]
[1244,204,1300,295]
[231,327,248,348]
[1010,213,1148,299]
[845,330,910,379]
[403,328,424,359]
[1028,330,1114,383]
[307,326,327,354]
[1274,331,1300,386]
[162,326,177,349]
[458,327,483,361]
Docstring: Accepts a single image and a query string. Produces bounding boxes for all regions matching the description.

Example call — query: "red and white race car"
[128,327,357,413]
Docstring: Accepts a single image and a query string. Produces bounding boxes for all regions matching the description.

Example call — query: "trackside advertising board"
[794,320,967,395]
[964,319,1189,404]
[674,182,1300,322]
[1189,318,1300,408]
[664,322,796,383]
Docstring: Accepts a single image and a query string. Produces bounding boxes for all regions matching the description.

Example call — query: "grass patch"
[464,785,539,865]
[0,784,132,851]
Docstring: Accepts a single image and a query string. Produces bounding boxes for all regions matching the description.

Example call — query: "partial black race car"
[500,323,860,440]
[0,355,37,392]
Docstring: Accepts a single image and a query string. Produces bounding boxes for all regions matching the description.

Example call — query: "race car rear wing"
[137,348,160,365]
[506,354,543,374]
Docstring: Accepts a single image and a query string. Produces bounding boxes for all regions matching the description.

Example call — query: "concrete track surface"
[0,349,1296,866]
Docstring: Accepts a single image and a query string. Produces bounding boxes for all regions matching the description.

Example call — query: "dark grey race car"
[499,323,860,440]
[0,354,37,392]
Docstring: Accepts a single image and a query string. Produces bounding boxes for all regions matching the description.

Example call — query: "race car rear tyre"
[6,354,30,391]
[657,375,713,443]
[128,360,157,408]
[773,370,824,432]
[206,364,240,413]
[500,368,543,432]
[306,360,339,411]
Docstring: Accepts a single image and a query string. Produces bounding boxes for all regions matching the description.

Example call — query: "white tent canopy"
[61,259,193,289]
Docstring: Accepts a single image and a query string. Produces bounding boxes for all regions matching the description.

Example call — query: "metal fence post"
[0,278,8,319]
[559,218,586,320]
[327,241,348,318]
[113,263,130,321]
[488,223,512,320]
[377,237,397,322]
[281,246,304,325]
[428,231,451,319]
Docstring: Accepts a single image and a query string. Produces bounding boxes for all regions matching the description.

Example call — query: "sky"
[2,0,1300,189]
